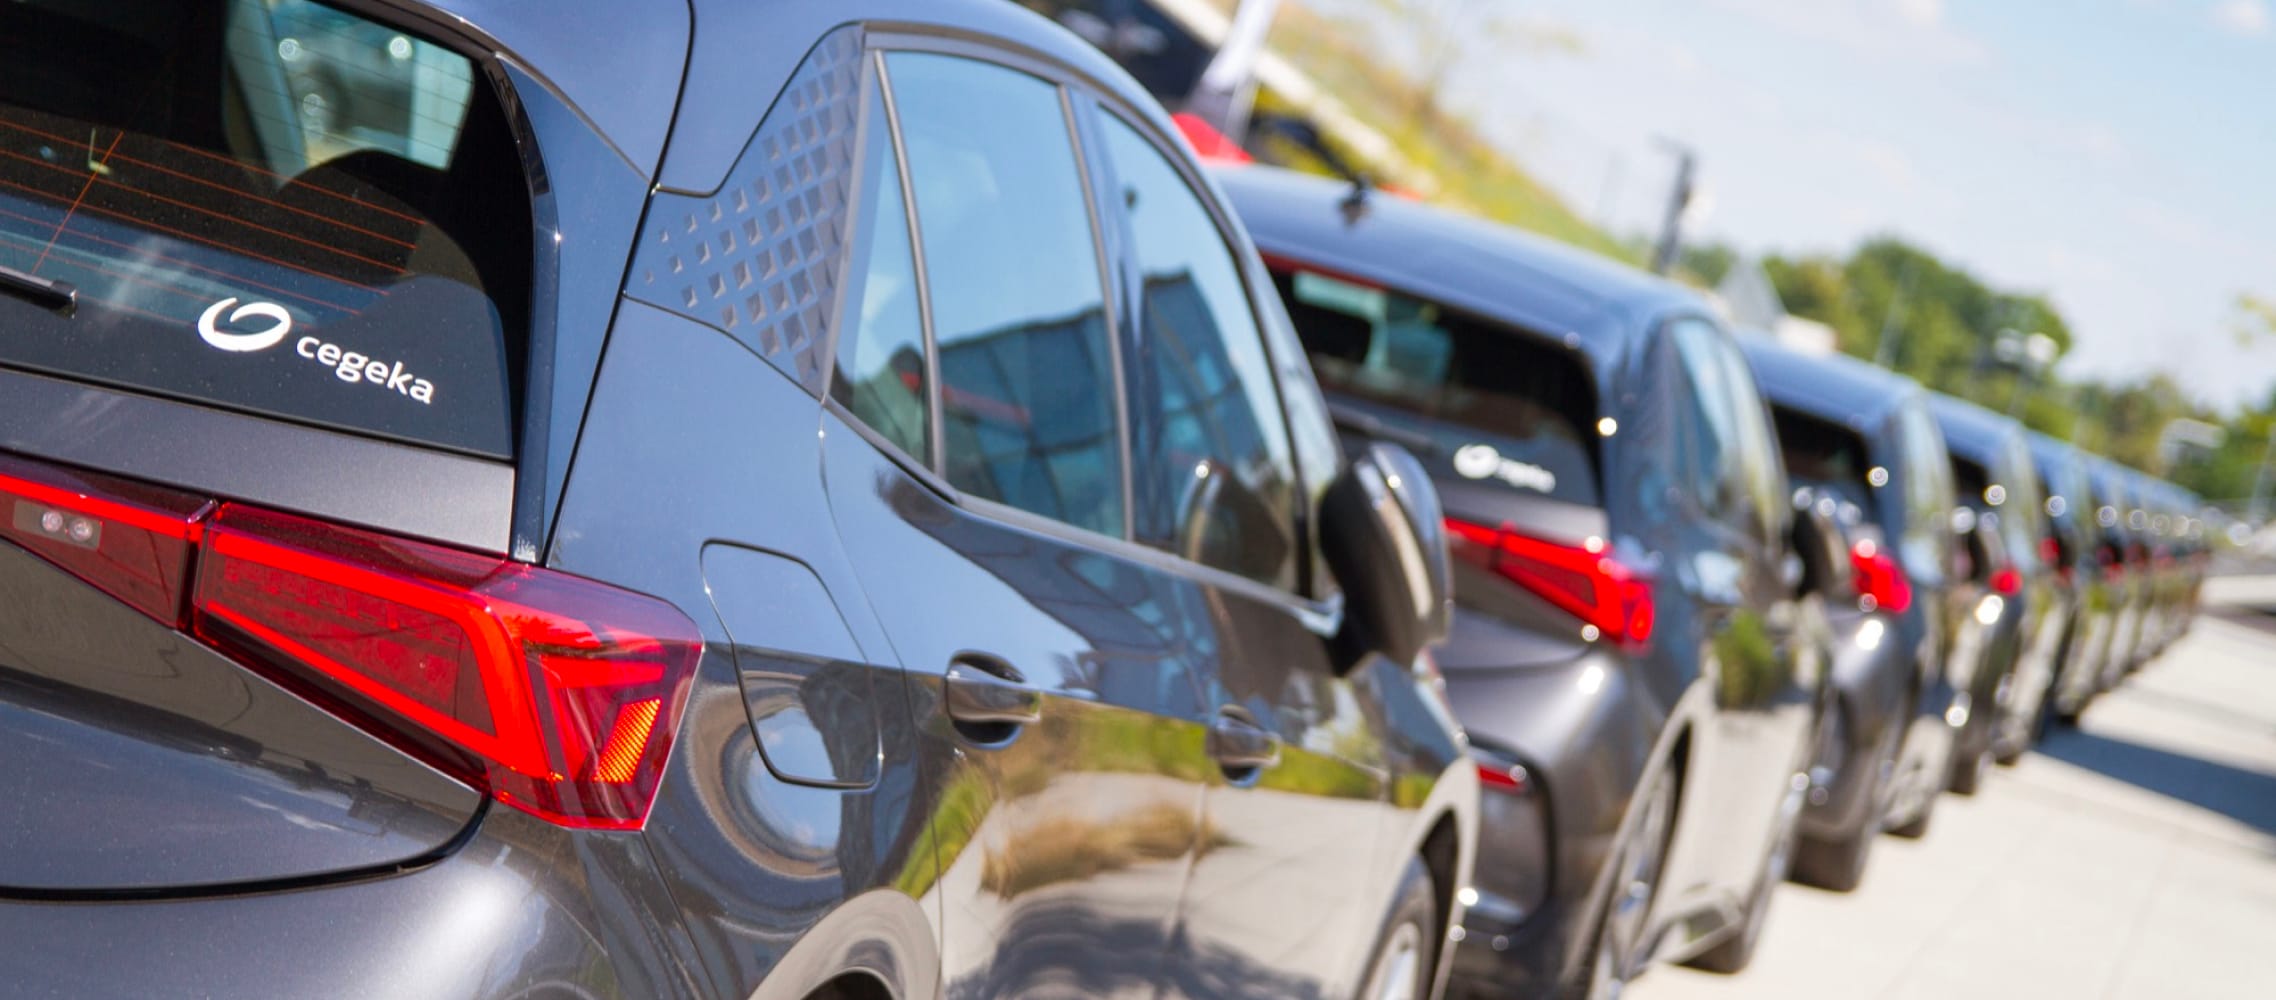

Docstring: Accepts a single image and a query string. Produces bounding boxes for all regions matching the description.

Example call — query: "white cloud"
[2213,0,2270,35]
[1895,0,1945,27]
[1705,0,1992,65]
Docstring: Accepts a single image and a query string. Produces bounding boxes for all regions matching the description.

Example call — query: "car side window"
[1897,400,1954,578]
[884,52,1125,539]
[1097,114,1300,590]
[1668,318,1748,530]
[1711,335,1787,544]
[829,82,928,462]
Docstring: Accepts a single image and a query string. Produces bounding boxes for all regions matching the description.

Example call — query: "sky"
[1318,0,2276,412]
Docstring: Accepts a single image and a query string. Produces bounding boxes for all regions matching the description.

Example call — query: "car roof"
[1213,164,1707,368]
[407,0,691,173]
[1925,393,2023,466]
[1736,333,1919,432]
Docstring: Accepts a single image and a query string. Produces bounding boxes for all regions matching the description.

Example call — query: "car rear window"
[0,0,529,458]
[1270,266,1600,506]
[1770,404,1878,520]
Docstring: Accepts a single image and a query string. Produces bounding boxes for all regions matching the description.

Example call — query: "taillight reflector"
[0,456,208,623]
[190,505,702,830]
[1447,517,1654,647]
[1989,566,2022,596]
[1849,538,1913,614]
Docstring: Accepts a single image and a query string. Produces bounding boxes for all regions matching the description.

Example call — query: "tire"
[1560,764,1679,1000]
[1357,857,1438,1000]
[1948,738,1991,797]
[1886,779,1936,840]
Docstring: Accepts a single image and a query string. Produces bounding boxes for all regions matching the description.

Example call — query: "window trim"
[816,29,1339,620]
[1084,103,1308,596]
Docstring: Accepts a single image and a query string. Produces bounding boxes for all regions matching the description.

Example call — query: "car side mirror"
[1319,442,1452,672]
[1787,496,1849,599]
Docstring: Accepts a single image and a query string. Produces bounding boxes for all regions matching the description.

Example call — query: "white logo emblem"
[1451,442,1559,493]
[1453,444,1503,480]
[197,297,293,353]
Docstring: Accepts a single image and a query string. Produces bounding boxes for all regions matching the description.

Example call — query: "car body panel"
[1224,165,1824,994]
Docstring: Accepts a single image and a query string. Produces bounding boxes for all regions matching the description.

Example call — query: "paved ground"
[1629,586,2276,1000]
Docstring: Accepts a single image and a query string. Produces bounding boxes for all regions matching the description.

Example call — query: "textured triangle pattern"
[629,26,864,396]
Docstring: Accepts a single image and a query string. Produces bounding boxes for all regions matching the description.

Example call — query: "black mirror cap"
[1320,442,1453,672]
[1788,492,1851,598]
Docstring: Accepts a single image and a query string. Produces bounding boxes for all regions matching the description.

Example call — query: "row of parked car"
[0,2,2211,998]
[1213,162,2211,999]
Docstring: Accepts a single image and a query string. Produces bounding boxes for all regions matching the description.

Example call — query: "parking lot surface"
[1629,586,2276,1000]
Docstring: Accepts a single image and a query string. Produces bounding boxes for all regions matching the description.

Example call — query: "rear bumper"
[0,809,702,1000]
[1800,615,1910,842]
[1440,649,1657,997]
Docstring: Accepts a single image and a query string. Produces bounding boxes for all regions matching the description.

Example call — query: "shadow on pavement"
[2036,726,2276,839]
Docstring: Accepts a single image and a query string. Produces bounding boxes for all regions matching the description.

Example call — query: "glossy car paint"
[1219,166,1831,996]
[2028,433,2111,726]
[0,2,1476,998]
[1741,339,1971,834]
[2086,460,2153,691]
[1926,395,2058,771]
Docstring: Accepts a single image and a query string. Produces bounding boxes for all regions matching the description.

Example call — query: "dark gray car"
[1742,339,1975,842]
[1221,165,1838,999]
[0,2,1479,998]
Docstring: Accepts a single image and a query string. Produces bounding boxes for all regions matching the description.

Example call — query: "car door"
[1084,108,1400,999]
[1660,318,1804,898]
[815,45,1219,1000]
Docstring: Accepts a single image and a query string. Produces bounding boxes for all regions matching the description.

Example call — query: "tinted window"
[1669,319,1753,530]
[1995,435,2046,572]
[1895,400,1955,578]
[887,53,1123,538]
[829,85,927,461]
[1773,405,1878,518]
[1273,267,1600,507]
[1712,332,1787,542]
[0,0,526,457]
[1101,116,1297,588]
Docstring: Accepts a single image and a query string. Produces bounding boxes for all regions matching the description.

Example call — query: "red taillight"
[0,456,209,623]
[0,451,703,832]
[1989,566,2022,596]
[2038,536,2061,568]
[190,506,701,830]
[1447,517,1654,647]
[1477,759,1532,795]
[1848,538,1913,614]
[1172,112,1253,164]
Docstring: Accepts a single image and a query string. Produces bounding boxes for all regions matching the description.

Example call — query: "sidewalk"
[1627,606,2276,1000]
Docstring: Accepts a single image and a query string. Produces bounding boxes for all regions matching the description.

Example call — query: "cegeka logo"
[197,297,293,352]
[194,296,436,405]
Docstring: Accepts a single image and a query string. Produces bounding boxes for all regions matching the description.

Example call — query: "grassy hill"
[1240,2,1640,264]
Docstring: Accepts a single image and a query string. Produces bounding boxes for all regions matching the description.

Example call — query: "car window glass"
[886,52,1123,538]
[1100,115,1298,588]
[0,0,522,457]
[1773,405,1878,520]
[1897,401,1953,577]
[1669,319,1749,528]
[1999,436,2045,572]
[1273,267,1600,507]
[1713,335,1786,542]
[828,84,927,461]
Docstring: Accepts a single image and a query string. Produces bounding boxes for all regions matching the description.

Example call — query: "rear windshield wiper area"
[1328,400,1441,456]
[0,263,73,314]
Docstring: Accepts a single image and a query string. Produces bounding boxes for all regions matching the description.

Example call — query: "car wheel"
[1357,857,1437,1000]
[1562,763,1678,1000]
[1791,712,1898,892]
[1948,739,1992,796]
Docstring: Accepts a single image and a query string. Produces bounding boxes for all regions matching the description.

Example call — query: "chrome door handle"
[1208,712,1282,773]
[943,655,1041,728]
